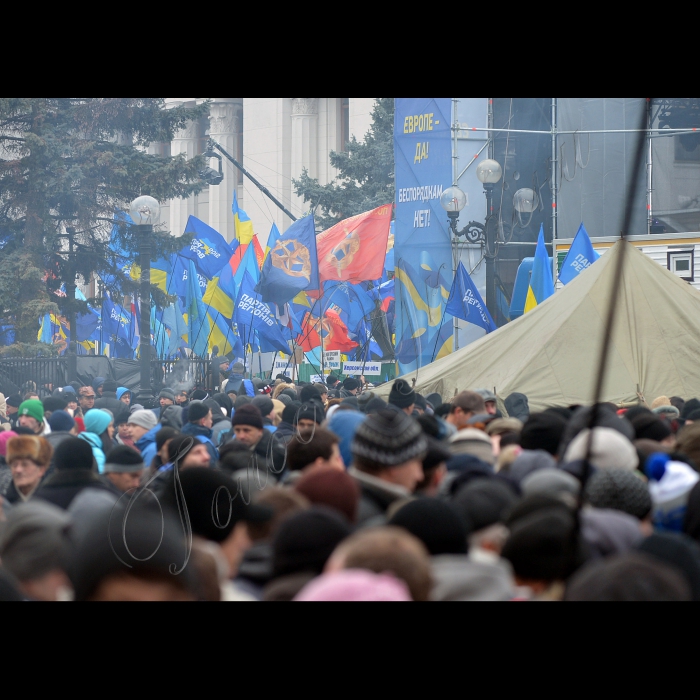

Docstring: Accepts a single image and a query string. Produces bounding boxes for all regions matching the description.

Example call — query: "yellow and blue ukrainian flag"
[524,225,555,314]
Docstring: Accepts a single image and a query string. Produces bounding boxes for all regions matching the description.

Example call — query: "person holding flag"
[446,262,497,333]
[559,223,600,285]
[524,225,555,314]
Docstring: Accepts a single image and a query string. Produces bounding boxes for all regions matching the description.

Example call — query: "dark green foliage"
[293,98,395,230]
[0,98,209,346]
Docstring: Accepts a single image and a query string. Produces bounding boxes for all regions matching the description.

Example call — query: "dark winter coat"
[349,468,411,526]
[181,423,219,466]
[95,392,131,426]
[34,470,114,511]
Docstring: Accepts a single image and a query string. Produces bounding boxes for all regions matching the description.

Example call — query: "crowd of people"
[2,366,700,602]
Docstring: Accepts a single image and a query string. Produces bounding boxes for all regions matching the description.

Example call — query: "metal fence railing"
[0,358,69,395]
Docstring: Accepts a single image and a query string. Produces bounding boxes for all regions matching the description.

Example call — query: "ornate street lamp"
[130,196,161,406]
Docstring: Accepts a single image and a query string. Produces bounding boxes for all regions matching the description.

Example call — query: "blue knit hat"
[84,409,112,436]
[327,411,367,469]
[116,388,131,401]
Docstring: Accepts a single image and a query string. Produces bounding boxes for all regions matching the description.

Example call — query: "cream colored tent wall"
[377,242,700,411]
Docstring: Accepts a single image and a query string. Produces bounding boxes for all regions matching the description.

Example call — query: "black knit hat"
[343,377,361,392]
[42,396,68,414]
[364,397,388,415]
[282,402,302,426]
[6,395,22,409]
[452,480,519,533]
[352,408,427,468]
[585,469,653,520]
[272,507,352,578]
[632,414,672,442]
[103,381,119,394]
[104,446,146,474]
[252,396,274,418]
[389,379,416,410]
[327,375,340,387]
[298,403,323,425]
[161,468,273,544]
[55,437,95,472]
[389,499,468,556]
[232,405,264,430]
[502,507,580,582]
[426,393,443,410]
[187,401,211,424]
[521,412,568,456]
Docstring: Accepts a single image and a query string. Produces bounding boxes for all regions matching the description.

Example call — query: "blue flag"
[257,216,319,309]
[559,223,600,285]
[235,271,291,354]
[445,262,497,333]
[180,216,234,280]
[102,298,136,350]
[186,260,212,358]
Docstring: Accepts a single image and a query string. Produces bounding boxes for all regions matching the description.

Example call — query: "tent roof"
[378,241,700,411]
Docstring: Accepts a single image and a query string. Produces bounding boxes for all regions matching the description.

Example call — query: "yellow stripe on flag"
[524,287,538,314]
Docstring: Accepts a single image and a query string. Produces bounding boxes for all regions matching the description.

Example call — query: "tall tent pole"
[552,98,559,286]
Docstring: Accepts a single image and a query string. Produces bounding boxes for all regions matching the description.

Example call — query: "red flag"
[296,313,322,352]
[324,309,359,352]
[317,205,393,284]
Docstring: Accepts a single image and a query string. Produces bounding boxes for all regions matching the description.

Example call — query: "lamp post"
[476,159,503,319]
[130,196,161,407]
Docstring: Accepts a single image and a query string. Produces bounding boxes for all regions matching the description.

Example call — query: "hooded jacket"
[78,432,106,474]
[181,423,218,465]
[135,425,161,470]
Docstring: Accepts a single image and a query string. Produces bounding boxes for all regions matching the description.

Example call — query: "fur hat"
[6,436,52,468]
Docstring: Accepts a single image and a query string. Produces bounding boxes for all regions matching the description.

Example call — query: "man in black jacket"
[95,381,130,427]
[35,438,115,511]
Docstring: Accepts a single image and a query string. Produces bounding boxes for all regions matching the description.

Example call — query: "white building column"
[208,98,242,242]
[169,112,199,238]
[291,98,319,216]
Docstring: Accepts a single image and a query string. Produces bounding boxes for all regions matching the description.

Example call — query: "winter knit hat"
[42,397,68,414]
[520,412,568,456]
[343,377,361,392]
[48,411,76,434]
[54,437,95,472]
[631,414,672,443]
[187,401,211,424]
[104,446,146,475]
[509,449,557,484]
[231,405,264,431]
[6,395,22,409]
[116,388,131,401]
[0,431,18,458]
[159,389,176,403]
[18,400,44,425]
[128,410,158,433]
[295,468,361,524]
[102,381,119,394]
[585,469,653,520]
[84,410,112,437]
[522,468,582,500]
[452,480,519,533]
[252,396,275,419]
[352,408,427,468]
[389,499,468,556]
[297,403,324,425]
[563,428,638,472]
[272,507,352,578]
[389,379,416,410]
[295,570,412,602]
[328,411,366,468]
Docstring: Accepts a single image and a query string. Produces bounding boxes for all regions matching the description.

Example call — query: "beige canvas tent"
[377,241,700,411]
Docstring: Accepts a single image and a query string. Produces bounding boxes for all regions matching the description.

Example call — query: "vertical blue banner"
[394,98,454,375]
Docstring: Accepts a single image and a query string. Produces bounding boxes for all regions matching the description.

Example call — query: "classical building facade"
[160,98,377,245]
